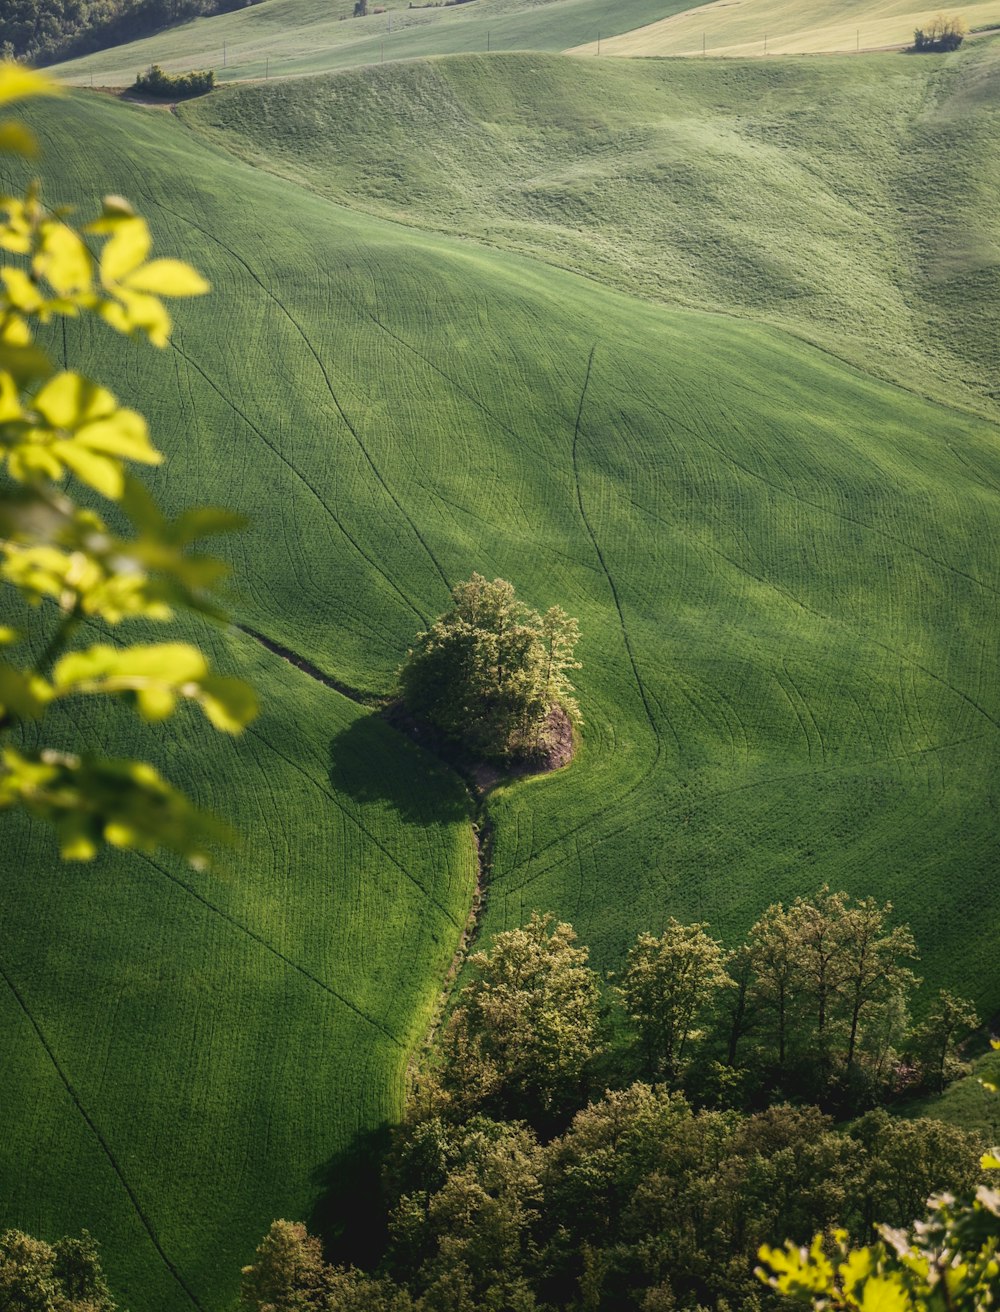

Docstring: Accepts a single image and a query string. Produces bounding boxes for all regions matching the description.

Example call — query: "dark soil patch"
[381,701,576,798]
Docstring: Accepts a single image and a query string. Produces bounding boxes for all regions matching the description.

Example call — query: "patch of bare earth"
[383,701,576,797]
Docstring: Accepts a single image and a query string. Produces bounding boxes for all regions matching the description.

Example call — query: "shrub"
[913,13,967,50]
[133,64,215,97]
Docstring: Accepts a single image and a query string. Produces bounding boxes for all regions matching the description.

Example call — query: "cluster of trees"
[133,63,214,95]
[426,896,977,1130]
[0,0,259,67]
[398,575,581,765]
[0,1229,116,1311]
[912,13,967,50]
[234,902,991,1311]
[239,1103,987,1312]
[760,1153,1000,1311]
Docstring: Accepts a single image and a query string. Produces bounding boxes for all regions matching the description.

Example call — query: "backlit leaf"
[124,258,209,297]
[97,215,151,282]
[0,65,61,106]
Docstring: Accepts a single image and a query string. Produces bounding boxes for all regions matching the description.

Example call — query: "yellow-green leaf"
[98,216,152,283]
[982,1151,1000,1170]
[59,830,98,861]
[7,443,63,482]
[123,258,209,297]
[33,372,115,428]
[858,1275,911,1312]
[76,410,161,464]
[0,120,38,157]
[54,441,124,499]
[109,286,172,347]
[36,221,93,297]
[0,370,23,421]
[0,64,62,106]
[53,642,207,691]
[0,665,51,718]
[135,685,176,721]
[3,266,44,313]
[199,675,258,733]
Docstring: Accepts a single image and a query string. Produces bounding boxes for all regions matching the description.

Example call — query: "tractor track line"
[154,199,448,597]
[235,622,383,706]
[136,854,407,1050]
[0,957,205,1312]
[169,337,425,626]
[244,723,463,931]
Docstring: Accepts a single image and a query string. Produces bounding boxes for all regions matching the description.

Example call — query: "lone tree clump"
[398,573,581,765]
[913,12,966,49]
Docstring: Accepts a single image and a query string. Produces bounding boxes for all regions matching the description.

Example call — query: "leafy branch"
[0,63,257,866]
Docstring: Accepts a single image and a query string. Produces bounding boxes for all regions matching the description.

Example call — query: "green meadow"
[3,22,999,1312]
[47,0,688,85]
[181,45,1000,419]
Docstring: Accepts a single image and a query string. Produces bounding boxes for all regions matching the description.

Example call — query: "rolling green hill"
[47,0,692,85]
[4,51,1000,1312]
[180,45,1000,421]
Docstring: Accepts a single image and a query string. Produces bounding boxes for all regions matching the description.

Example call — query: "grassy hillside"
[576,0,1000,57]
[180,45,1000,421]
[0,627,476,1312]
[5,73,1000,1309]
[47,0,691,85]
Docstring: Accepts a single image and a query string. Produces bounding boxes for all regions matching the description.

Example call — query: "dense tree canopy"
[0,1229,117,1312]
[1,0,259,67]
[616,919,730,1079]
[241,1098,988,1312]
[398,574,580,764]
[432,912,603,1127]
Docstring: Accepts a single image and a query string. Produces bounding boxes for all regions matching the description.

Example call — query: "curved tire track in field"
[490,344,667,883]
[169,338,426,626]
[154,200,448,597]
[504,731,987,900]
[136,854,407,1051]
[704,410,1000,601]
[478,344,672,887]
[0,957,205,1312]
[234,626,487,1031]
[572,345,662,760]
[352,293,527,453]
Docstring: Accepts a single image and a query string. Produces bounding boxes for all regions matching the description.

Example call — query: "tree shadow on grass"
[328,711,471,826]
[309,1124,392,1269]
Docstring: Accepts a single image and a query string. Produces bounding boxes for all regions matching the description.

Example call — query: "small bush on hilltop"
[133,65,215,97]
[398,573,581,765]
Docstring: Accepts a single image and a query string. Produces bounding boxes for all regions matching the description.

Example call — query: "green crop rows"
[3,30,1000,1312]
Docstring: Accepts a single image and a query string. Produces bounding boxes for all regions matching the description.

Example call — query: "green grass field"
[3,36,1000,1312]
[179,44,1000,421]
[47,0,692,85]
